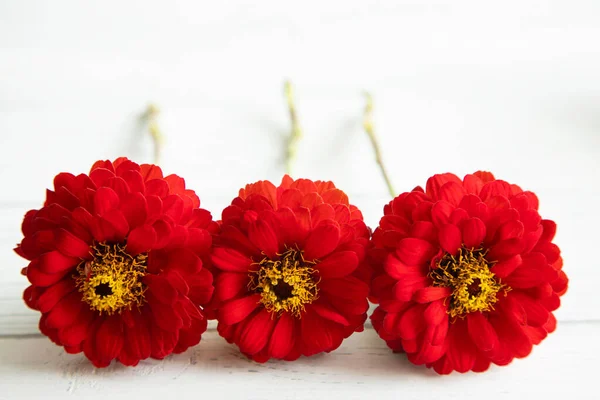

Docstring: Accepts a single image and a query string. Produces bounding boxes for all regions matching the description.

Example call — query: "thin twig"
[145,104,164,164]
[284,81,302,175]
[363,92,396,198]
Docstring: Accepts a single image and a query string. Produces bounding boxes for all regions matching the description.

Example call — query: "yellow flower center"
[430,247,509,319]
[75,242,147,315]
[250,248,319,318]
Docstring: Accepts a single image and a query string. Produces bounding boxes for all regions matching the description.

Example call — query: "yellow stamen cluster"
[75,242,148,315]
[430,247,509,319]
[250,248,319,318]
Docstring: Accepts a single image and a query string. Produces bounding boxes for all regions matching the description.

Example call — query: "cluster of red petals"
[16,158,217,367]
[369,171,568,374]
[210,175,371,362]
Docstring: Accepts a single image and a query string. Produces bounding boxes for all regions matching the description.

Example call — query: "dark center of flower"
[93,282,113,298]
[430,247,509,319]
[75,242,148,315]
[250,248,319,318]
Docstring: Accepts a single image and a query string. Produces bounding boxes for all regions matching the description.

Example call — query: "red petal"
[248,219,279,259]
[27,260,70,287]
[219,225,258,256]
[303,222,340,260]
[121,170,145,193]
[505,253,557,288]
[54,228,91,258]
[311,204,336,227]
[398,304,427,339]
[491,254,522,279]
[460,217,486,249]
[237,309,275,355]
[393,276,429,301]
[36,278,75,313]
[320,188,349,205]
[431,201,454,227]
[45,291,84,329]
[162,195,184,223]
[462,174,484,195]
[410,221,437,243]
[479,180,512,201]
[104,176,130,199]
[438,182,466,207]
[395,238,436,265]
[423,300,447,325]
[449,208,469,226]
[310,303,350,326]
[446,320,477,372]
[473,171,495,182]
[38,250,78,274]
[315,251,358,279]
[95,316,124,365]
[58,308,94,347]
[186,228,212,255]
[384,255,423,279]
[438,224,461,255]
[94,187,120,216]
[145,179,169,198]
[89,168,115,188]
[102,210,129,241]
[490,310,532,359]
[426,173,462,200]
[267,312,296,359]
[140,164,163,180]
[320,276,370,300]
[487,238,524,261]
[497,220,525,241]
[120,192,148,230]
[211,247,253,272]
[413,286,451,304]
[164,269,189,295]
[165,248,202,275]
[148,294,183,332]
[126,224,157,256]
[300,312,336,355]
[218,294,261,325]
[539,220,557,243]
[534,242,561,264]
[145,275,177,305]
[510,292,550,327]
[152,219,173,249]
[215,272,249,302]
[467,312,499,352]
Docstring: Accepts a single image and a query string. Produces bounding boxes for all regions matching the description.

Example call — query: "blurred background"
[1,0,599,335]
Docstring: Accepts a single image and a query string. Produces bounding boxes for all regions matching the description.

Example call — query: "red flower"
[16,158,218,367]
[210,175,371,362]
[369,171,568,374]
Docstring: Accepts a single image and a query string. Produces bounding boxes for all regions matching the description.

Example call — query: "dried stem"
[145,104,164,164]
[284,81,302,175]
[363,93,396,198]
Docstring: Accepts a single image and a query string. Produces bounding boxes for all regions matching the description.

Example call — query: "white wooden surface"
[0,0,599,398]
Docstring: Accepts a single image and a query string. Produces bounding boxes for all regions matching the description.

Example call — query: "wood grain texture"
[1,1,599,397]
[0,322,598,399]
[0,0,599,334]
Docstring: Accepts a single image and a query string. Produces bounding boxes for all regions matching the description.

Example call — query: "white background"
[0,0,599,398]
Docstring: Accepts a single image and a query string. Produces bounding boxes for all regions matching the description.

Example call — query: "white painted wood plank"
[0,0,599,334]
[0,322,597,399]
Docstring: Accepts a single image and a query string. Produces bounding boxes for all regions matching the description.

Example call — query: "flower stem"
[284,81,302,175]
[145,104,164,164]
[363,92,396,198]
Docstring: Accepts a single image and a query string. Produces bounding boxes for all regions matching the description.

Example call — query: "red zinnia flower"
[16,157,217,367]
[210,175,371,362]
[369,171,568,374]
